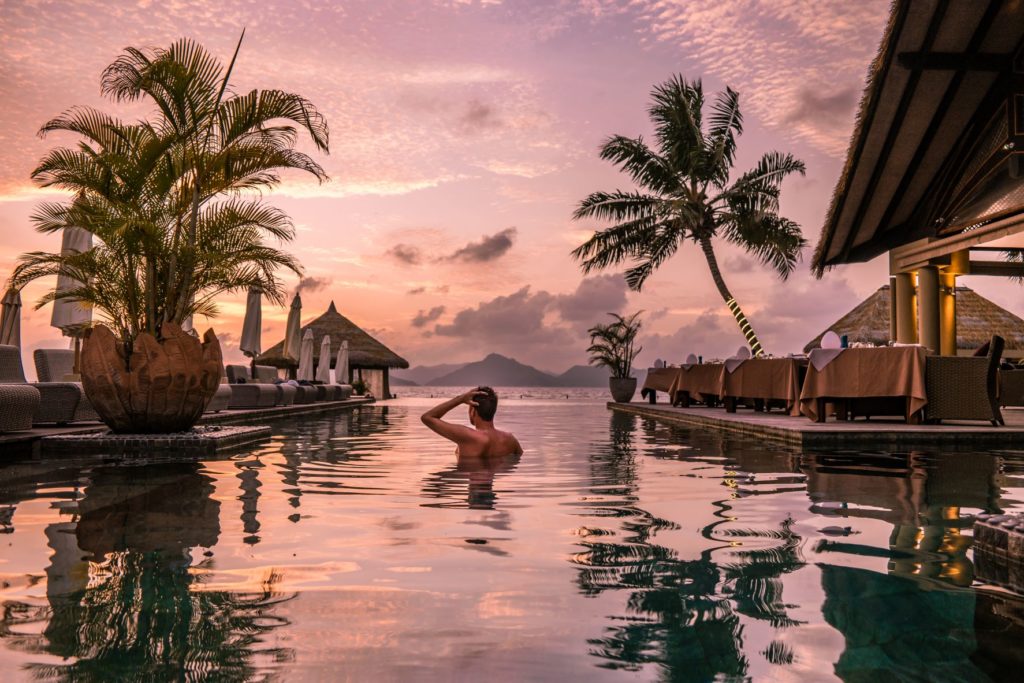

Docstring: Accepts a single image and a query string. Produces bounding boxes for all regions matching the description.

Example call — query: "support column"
[939,271,957,356]
[889,277,898,342]
[893,272,917,343]
[917,265,941,354]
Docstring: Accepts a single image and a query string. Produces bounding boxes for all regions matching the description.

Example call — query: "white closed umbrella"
[239,288,262,368]
[316,334,332,383]
[335,340,349,385]
[0,289,21,347]
[297,328,315,381]
[50,227,92,335]
[284,293,302,362]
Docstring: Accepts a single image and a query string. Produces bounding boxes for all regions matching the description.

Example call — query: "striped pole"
[725,298,764,357]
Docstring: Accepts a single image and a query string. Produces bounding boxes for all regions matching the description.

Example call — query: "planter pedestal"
[609,377,637,403]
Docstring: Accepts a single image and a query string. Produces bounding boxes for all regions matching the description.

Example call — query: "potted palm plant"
[9,35,329,433]
[587,312,642,403]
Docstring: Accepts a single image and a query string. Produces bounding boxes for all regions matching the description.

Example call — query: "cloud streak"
[445,227,517,263]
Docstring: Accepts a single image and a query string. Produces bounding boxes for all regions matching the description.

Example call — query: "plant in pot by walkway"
[587,312,643,403]
[9,35,329,433]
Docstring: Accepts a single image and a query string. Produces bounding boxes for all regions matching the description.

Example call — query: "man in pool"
[421,387,523,457]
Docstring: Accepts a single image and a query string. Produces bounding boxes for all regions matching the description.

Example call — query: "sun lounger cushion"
[33,349,100,422]
[0,345,84,425]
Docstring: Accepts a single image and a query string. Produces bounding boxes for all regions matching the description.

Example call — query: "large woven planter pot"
[609,377,637,403]
[81,323,223,433]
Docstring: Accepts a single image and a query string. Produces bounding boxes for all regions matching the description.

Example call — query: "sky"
[4,0,1022,376]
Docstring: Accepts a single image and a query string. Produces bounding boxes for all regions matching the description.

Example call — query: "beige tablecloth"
[799,346,928,421]
[642,367,680,395]
[720,357,805,416]
[672,363,725,401]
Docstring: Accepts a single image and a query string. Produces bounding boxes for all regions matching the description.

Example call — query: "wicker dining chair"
[925,335,1004,425]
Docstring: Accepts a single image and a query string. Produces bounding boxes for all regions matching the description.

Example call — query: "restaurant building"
[813,0,1024,355]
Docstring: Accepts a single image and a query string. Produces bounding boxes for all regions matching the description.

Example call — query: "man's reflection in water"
[1,461,295,681]
[421,452,522,510]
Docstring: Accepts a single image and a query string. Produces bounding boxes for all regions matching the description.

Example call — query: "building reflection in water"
[0,461,294,680]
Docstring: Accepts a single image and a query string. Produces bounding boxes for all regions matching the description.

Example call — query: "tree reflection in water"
[573,412,805,680]
[1,461,294,681]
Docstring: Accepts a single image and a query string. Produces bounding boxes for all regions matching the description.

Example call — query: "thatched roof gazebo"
[805,285,1024,357]
[258,301,408,397]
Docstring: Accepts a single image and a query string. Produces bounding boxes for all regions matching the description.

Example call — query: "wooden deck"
[0,397,375,456]
[610,401,1024,448]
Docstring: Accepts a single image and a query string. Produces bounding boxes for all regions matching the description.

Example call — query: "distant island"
[391,353,626,387]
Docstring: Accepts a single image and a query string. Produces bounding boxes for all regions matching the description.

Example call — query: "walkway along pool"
[0,395,1022,681]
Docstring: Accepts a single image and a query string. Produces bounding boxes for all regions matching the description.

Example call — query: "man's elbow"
[420,413,433,426]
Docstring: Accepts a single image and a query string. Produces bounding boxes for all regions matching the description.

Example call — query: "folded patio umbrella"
[284,293,302,362]
[50,227,92,336]
[316,334,332,383]
[297,328,315,381]
[239,288,262,365]
[0,289,21,348]
[335,340,349,384]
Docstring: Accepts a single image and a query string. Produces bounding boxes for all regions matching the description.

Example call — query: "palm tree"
[571,76,806,356]
[9,34,328,350]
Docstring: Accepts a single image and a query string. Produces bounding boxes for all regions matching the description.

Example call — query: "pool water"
[1,396,1023,681]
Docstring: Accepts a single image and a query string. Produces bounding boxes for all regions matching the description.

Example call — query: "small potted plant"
[587,312,642,403]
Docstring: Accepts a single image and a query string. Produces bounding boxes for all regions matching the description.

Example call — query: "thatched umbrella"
[297,328,315,381]
[315,334,332,383]
[0,289,21,348]
[805,285,1024,356]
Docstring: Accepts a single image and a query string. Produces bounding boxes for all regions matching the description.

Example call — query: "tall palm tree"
[10,34,329,350]
[571,76,806,356]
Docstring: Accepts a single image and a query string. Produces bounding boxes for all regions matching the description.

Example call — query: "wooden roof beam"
[967,261,1024,276]
[892,211,1024,271]
[897,51,1012,71]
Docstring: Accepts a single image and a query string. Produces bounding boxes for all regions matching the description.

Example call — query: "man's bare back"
[421,388,523,457]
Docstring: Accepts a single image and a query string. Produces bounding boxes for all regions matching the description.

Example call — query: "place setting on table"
[798,331,928,424]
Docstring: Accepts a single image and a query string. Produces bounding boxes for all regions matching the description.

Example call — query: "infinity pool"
[1,395,1023,681]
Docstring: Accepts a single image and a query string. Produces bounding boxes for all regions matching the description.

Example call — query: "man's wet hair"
[474,386,498,421]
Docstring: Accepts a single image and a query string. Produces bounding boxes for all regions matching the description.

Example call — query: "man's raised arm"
[421,390,483,445]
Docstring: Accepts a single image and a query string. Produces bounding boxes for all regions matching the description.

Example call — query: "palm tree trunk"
[698,236,765,357]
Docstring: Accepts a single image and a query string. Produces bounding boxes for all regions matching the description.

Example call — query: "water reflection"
[0,461,293,680]
[573,413,806,679]
[421,452,522,510]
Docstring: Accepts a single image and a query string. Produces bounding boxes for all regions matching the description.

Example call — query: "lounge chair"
[925,335,1004,425]
[33,349,101,422]
[0,385,40,432]
[254,365,300,405]
[0,345,86,425]
[999,366,1024,407]
[206,379,232,413]
[225,364,278,408]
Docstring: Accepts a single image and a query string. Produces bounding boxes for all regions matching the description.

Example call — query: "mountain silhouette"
[430,353,559,386]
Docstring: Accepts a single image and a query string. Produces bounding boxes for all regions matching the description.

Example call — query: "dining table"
[798,346,928,423]
[671,363,725,407]
[720,357,807,416]
[640,367,681,403]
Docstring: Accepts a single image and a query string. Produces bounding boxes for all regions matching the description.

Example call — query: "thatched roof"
[258,301,408,370]
[804,285,1024,354]
[813,1,1024,275]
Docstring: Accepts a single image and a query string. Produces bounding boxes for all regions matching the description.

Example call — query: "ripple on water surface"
[1,396,1024,681]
